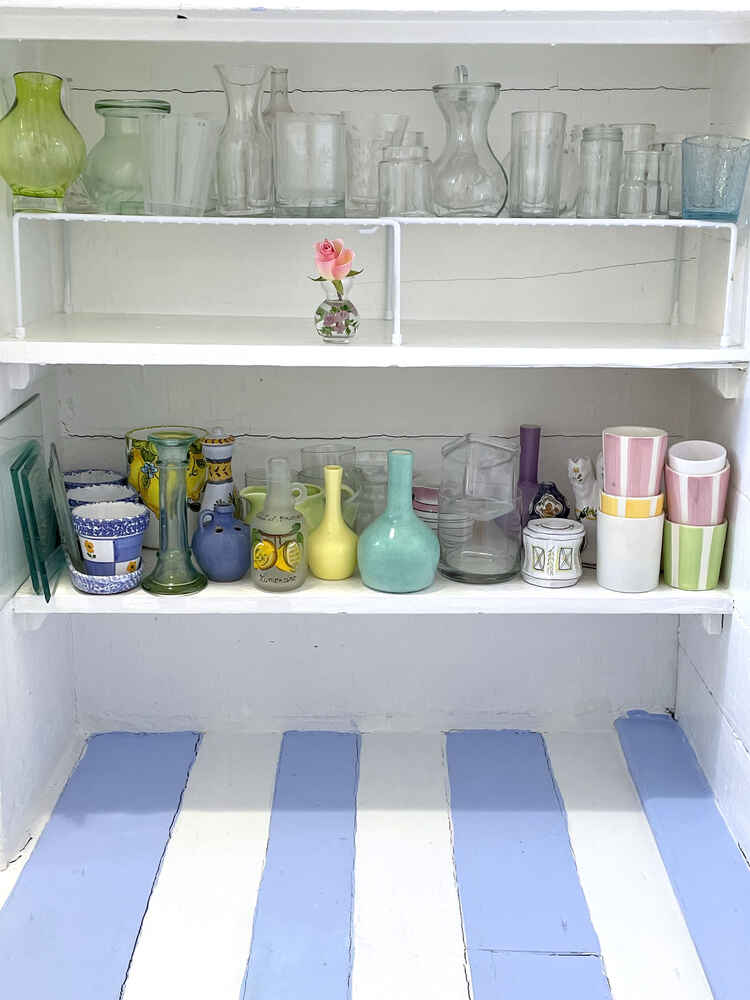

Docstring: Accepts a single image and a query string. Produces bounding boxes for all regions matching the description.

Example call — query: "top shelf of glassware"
[3,6,750,45]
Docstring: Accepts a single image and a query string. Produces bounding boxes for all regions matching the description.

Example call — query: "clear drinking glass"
[559,124,583,216]
[610,123,656,153]
[432,67,507,217]
[402,130,425,147]
[344,112,408,217]
[215,64,273,217]
[300,443,356,482]
[509,110,567,218]
[577,125,622,218]
[274,112,345,217]
[650,137,684,218]
[437,434,521,584]
[355,450,389,534]
[378,145,434,217]
[618,150,651,218]
[682,134,750,222]
[141,113,220,216]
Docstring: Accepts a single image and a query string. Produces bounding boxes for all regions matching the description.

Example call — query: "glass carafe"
[0,71,86,212]
[141,427,207,595]
[438,434,522,584]
[215,64,273,217]
[432,65,507,217]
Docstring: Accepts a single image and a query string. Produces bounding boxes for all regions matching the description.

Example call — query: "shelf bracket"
[701,613,724,636]
[7,363,42,392]
[703,367,746,400]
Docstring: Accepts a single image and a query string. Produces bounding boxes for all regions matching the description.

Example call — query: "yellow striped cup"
[599,491,664,518]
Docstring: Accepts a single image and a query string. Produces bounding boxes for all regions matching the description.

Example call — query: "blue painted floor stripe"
[241,731,360,1000]
[446,730,610,1000]
[0,731,198,1000]
[617,711,750,1000]
[470,951,613,1000]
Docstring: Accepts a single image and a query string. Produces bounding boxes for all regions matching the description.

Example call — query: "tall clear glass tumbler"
[610,122,656,153]
[142,114,220,216]
[650,138,684,218]
[378,145,434,217]
[509,111,567,218]
[344,112,408,217]
[577,125,622,218]
[274,112,346,217]
[215,64,273,217]
[682,134,750,222]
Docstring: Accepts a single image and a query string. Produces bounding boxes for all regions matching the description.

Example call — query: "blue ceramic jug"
[192,501,250,582]
[357,449,439,593]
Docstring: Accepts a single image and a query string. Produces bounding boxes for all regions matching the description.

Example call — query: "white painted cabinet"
[1,15,750,995]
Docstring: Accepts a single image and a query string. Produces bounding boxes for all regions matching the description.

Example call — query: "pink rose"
[314,238,355,280]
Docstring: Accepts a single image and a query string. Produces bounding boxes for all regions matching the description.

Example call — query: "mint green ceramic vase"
[357,449,439,593]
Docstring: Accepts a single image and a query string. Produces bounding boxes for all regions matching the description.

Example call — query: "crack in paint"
[71,85,710,95]
[117,732,202,1000]
[402,256,697,285]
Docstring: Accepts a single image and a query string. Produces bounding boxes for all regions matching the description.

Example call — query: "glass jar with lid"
[82,99,170,214]
[577,125,623,218]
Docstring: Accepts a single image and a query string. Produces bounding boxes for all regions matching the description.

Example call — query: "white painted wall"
[676,45,750,862]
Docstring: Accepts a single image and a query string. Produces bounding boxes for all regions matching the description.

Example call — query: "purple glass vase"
[519,424,540,524]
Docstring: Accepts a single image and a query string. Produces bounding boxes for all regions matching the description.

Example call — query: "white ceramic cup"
[667,440,726,476]
[596,509,664,593]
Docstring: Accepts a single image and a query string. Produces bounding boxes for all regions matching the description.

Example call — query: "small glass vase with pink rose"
[310,238,363,343]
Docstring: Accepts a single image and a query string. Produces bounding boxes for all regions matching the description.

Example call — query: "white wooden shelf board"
[2,313,746,369]
[3,7,750,45]
[11,568,733,616]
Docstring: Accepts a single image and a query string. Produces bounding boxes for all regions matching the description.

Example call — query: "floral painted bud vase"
[314,278,360,343]
[358,449,439,593]
[308,464,358,579]
[192,501,250,582]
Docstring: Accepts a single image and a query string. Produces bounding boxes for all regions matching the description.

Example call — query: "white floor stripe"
[546,731,713,1000]
[351,733,470,1000]
[121,733,281,1000]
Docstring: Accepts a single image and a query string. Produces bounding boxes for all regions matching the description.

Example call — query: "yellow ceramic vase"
[308,465,358,580]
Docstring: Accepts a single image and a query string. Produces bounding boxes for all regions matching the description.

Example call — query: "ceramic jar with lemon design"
[126,425,207,548]
[251,457,308,591]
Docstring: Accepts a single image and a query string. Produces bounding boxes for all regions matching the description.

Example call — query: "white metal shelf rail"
[10,213,402,342]
[10,212,740,348]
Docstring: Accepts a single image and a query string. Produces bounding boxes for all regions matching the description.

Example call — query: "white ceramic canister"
[522,517,585,588]
[596,508,664,593]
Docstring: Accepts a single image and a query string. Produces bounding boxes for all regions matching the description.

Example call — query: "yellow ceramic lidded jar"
[126,425,207,547]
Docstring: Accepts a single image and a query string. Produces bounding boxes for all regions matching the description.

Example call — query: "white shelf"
[11,567,733,616]
[2,313,746,370]
[3,7,750,45]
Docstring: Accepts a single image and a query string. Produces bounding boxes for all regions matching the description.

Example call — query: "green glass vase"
[0,72,86,212]
[357,449,439,593]
[141,428,207,596]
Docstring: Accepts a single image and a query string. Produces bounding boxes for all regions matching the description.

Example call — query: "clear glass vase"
[215,64,273,217]
[314,279,360,343]
[82,99,171,215]
[432,66,507,217]
[0,71,86,212]
[141,427,208,595]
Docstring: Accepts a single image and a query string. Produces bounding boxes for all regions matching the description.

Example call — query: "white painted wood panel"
[351,734,469,1000]
[121,734,280,1000]
[547,731,713,1000]
[69,614,678,734]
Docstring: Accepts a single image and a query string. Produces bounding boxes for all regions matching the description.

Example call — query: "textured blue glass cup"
[682,134,750,222]
[357,449,439,594]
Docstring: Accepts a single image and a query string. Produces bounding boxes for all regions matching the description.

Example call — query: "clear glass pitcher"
[438,434,522,584]
[432,65,507,217]
[215,64,273,216]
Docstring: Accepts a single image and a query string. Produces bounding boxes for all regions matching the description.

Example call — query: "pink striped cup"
[602,426,668,498]
[664,463,730,526]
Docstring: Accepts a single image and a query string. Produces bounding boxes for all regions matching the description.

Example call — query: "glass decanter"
[432,65,507,217]
[215,64,273,217]
[141,427,207,595]
[0,72,86,212]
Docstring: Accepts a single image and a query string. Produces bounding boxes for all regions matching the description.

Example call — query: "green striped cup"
[662,518,727,591]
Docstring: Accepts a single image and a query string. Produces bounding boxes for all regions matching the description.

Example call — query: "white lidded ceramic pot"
[522,517,585,588]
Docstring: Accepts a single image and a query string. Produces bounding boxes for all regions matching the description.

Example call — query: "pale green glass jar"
[82,99,170,214]
[0,72,86,212]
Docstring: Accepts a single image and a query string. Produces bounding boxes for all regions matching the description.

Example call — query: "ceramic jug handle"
[200,510,215,528]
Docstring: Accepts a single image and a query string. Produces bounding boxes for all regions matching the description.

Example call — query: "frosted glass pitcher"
[215,64,273,216]
[438,434,522,584]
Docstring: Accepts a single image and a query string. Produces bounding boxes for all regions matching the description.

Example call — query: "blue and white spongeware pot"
[71,500,150,579]
[67,483,140,508]
[66,555,144,595]
[64,468,128,489]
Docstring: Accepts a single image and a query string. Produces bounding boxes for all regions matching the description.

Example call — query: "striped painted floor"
[0,716,748,1000]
